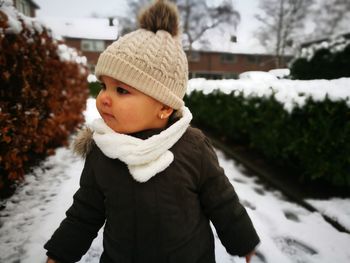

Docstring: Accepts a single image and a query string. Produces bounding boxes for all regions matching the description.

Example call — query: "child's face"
[96,75,166,134]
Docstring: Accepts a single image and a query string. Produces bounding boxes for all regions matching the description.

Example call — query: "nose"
[98,90,112,107]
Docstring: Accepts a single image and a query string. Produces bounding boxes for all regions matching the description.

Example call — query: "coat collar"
[88,106,192,183]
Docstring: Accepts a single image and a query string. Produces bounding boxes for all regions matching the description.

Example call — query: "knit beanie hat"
[95,0,188,110]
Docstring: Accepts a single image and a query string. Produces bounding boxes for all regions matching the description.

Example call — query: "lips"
[102,112,115,119]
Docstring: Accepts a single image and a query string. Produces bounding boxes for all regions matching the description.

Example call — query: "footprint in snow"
[274,236,317,262]
[283,210,300,222]
[253,187,265,196]
[241,200,256,210]
[232,178,247,184]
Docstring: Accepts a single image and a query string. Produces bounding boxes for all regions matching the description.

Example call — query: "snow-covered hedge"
[87,74,101,98]
[290,35,350,80]
[185,78,350,188]
[0,1,89,197]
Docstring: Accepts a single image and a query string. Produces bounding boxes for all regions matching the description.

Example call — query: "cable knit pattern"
[91,106,193,183]
[95,28,188,109]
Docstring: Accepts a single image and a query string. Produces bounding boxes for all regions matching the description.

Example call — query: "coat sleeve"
[198,136,260,257]
[44,147,106,262]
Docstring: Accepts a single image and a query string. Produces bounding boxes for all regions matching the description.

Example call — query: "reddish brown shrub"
[0,8,89,197]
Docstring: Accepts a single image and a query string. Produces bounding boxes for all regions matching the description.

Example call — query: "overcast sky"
[34,0,265,53]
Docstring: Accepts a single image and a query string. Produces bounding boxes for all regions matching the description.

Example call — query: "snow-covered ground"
[307,198,350,233]
[1,98,350,263]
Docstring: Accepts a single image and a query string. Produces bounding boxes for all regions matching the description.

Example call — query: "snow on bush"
[0,0,87,64]
[0,0,40,34]
[0,0,89,196]
[298,35,350,61]
[268,68,290,79]
[238,71,278,81]
[187,77,350,113]
[289,33,350,80]
[87,74,98,83]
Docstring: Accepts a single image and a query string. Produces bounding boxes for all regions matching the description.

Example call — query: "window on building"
[191,72,223,80]
[16,0,31,16]
[187,51,200,62]
[222,73,238,79]
[81,40,105,52]
[247,55,261,64]
[220,53,236,64]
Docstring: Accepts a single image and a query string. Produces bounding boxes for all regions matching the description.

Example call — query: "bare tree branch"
[255,0,313,67]
[311,0,350,38]
[117,0,240,51]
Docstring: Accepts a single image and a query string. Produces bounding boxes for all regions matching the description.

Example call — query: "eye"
[116,86,130,95]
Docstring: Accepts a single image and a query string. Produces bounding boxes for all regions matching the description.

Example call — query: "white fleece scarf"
[91,106,192,183]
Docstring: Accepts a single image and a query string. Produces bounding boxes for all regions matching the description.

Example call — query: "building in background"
[39,17,118,72]
[13,0,39,17]
[64,35,115,72]
[187,50,291,79]
[21,13,291,78]
[11,2,117,72]
[11,1,291,79]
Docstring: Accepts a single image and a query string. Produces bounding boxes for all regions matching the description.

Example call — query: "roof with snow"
[37,17,273,55]
[28,0,39,9]
[38,17,118,40]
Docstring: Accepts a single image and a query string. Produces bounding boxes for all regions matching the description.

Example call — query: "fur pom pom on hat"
[95,0,188,110]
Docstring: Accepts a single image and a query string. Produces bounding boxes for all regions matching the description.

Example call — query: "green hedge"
[290,43,350,80]
[88,81,101,98]
[185,90,350,188]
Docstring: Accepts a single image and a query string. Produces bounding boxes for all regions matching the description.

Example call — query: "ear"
[158,105,174,120]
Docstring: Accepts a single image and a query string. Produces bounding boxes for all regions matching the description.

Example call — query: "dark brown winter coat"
[44,127,260,263]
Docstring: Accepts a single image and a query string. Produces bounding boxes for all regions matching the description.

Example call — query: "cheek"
[121,99,157,123]
[111,101,134,120]
[95,96,102,112]
[95,95,106,116]
[123,105,146,122]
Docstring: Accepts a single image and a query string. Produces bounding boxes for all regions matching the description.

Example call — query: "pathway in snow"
[1,145,350,263]
[1,99,349,262]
